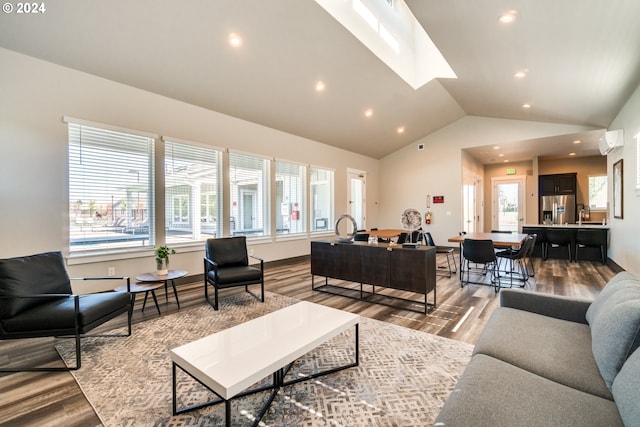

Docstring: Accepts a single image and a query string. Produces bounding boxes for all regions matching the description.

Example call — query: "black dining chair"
[461,239,498,291]
[353,231,369,242]
[423,232,456,278]
[495,234,536,288]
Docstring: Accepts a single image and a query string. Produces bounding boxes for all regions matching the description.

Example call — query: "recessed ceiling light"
[569,152,576,156]
[315,81,326,92]
[503,159,510,163]
[493,146,500,150]
[498,153,504,157]
[397,126,405,134]
[364,108,373,118]
[522,103,532,109]
[573,140,581,144]
[514,69,528,78]
[228,33,242,47]
[498,10,517,24]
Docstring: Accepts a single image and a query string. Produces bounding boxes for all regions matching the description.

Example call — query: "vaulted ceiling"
[2,0,640,160]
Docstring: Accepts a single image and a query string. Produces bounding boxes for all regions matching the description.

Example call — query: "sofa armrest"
[500,289,592,324]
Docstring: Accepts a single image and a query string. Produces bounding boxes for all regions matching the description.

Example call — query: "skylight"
[315,0,456,89]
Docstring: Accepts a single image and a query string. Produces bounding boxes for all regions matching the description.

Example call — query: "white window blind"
[164,140,222,244]
[275,160,306,235]
[310,167,334,231]
[229,152,270,237]
[68,122,154,252]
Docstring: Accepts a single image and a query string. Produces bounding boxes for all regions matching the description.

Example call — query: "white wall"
[0,48,379,291]
[607,81,640,273]
[378,116,597,247]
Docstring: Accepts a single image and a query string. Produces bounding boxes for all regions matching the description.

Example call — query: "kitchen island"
[522,224,609,263]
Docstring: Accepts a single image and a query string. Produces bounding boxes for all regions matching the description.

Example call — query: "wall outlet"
[107,267,116,277]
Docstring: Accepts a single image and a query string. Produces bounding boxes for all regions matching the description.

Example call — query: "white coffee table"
[170,301,360,425]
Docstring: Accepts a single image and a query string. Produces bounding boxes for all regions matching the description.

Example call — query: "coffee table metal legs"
[172,323,359,426]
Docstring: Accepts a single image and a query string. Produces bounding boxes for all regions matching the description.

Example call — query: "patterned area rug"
[56,292,472,426]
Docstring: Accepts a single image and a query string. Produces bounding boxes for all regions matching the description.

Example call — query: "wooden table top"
[136,269,188,282]
[448,232,528,248]
[361,229,406,238]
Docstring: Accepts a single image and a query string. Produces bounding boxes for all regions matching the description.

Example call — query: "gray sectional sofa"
[434,271,640,426]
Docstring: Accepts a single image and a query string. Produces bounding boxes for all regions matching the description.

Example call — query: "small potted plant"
[154,245,176,276]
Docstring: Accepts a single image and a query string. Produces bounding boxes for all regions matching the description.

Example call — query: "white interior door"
[491,176,525,232]
[463,174,480,233]
[348,170,366,230]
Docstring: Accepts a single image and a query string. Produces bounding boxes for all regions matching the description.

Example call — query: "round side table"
[115,282,163,315]
[135,269,188,309]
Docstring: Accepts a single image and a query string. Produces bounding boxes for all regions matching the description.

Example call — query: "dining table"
[447,232,529,281]
[447,232,528,248]
[361,229,406,239]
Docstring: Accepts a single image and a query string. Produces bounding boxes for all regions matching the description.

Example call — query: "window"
[164,139,222,244]
[229,152,270,237]
[636,132,640,191]
[588,175,607,210]
[275,160,306,235]
[68,121,154,252]
[310,167,334,232]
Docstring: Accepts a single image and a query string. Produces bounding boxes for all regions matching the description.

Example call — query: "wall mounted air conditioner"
[599,129,624,155]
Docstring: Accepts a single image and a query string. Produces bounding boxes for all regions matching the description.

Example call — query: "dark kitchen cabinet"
[539,173,577,195]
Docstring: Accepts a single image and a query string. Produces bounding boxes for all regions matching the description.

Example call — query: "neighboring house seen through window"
[276,160,306,235]
[164,139,222,244]
[229,152,270,237]
[310,167,334,232]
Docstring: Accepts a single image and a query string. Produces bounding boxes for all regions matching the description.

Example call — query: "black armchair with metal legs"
[0,251,132,372]
[204,236,264,310]
[460,239,499,291]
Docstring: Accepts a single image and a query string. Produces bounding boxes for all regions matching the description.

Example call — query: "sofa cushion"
[433,354,623,427]
[473,306,611,399]
[0,251,72,319]
[612,348,640,426]
[586,271,640,390]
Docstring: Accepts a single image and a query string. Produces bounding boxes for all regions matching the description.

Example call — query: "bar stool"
[544,229,573,261]
[575,229,606,264]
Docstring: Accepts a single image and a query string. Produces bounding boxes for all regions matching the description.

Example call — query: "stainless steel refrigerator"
[540,195,576,224]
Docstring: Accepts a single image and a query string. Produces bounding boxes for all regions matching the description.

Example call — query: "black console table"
[310,240,436,314]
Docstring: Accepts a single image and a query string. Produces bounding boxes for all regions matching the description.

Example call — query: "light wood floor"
[0,255,617,426]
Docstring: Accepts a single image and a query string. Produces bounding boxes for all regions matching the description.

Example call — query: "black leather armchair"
[204,236,264,310]
[0,251,132,372]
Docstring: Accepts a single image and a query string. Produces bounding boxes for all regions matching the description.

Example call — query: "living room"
[2,0,640,425]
